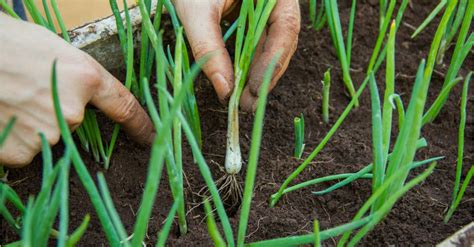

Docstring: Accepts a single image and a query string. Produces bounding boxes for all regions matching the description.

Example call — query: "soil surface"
[2,0,473,246]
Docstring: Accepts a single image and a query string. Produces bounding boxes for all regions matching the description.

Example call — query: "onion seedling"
[322,69,331,123]
[422,0,473,124]
[444,72,472,222]
[221,0,277,205]
[293,114,305,159]
[324,0,357,105]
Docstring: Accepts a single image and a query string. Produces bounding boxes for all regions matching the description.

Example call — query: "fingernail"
[211,73,232,104]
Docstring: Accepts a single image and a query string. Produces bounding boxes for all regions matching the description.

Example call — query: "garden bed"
[1,0,473,245]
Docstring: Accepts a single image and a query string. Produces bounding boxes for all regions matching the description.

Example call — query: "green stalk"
[106,0,135,169]
[311,156,440,196]
[324,0,357,104]
[411,0,447,38]
[293,114,305,159]
[389,94,405,127]
[41,0,57,32]
[58,154,70,247]
[204,199,226,247]
[314,220,321,247]
[66,215,90,246]
[50,0,70,42]
[445,165,474,222]
[23,0,48,26]
[156,198,181,247]
[382,21,396,157]
[97,173,129,245]
[237,55,280,247]
[346,0,356,66]
[322,69,331,123]
[309,0,326,31]
[445,72,471,222]
[246,216,374,247]
[172,27,187,235]
[367,73,385,213]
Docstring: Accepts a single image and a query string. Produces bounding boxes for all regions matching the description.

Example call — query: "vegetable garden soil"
[2,0,473,246]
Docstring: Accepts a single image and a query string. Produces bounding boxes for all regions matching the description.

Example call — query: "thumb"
[175,2,234,104]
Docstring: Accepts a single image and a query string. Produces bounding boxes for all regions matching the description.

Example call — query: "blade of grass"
[51,61,121,245]
[50,0,70,42]
[237,54,280,247]
[156,197,181,247]
[444,165,474,222]
[41,0,57,32]
[411,0,447,38]
[204,199,226,247]
[368,73,385,213]
[66,214,90,247]
[246,215,375,247]
[445,72,471,221]
[97,173,130,245]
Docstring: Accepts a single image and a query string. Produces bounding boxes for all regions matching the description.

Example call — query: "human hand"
[172,0,301,111]
[0,13,154,167]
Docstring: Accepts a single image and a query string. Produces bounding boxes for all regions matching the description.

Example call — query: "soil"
[2,0,473,246]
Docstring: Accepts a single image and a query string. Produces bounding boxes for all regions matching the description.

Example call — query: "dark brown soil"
[2,0,473,246]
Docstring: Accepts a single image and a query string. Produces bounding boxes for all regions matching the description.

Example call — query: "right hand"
[0,13,154,168]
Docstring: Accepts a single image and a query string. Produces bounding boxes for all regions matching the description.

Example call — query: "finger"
[240,86,259,112]
[174,2,234,103]
[0,127,40,168]
[246,0,300,98]
[90,70,154,145]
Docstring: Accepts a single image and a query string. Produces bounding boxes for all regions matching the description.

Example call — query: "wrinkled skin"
[0,1,300,168]
[173,0,301,111]
[0,13,154,167]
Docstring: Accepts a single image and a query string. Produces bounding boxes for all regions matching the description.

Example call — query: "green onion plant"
[220,0,277,204]
[444,72,472,222]
[324,0,357,105]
